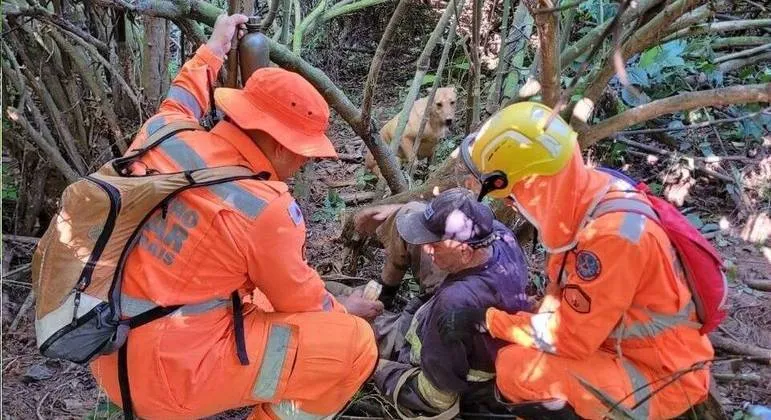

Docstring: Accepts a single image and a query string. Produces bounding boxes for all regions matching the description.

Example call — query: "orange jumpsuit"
[486,148,714,419]
[89,44,377,419]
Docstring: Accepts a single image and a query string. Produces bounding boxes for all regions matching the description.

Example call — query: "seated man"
[370,188,532,416]
[446,101,714,419]
[351,201,449,305]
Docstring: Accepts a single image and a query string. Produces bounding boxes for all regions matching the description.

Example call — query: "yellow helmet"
[461,101,578,199]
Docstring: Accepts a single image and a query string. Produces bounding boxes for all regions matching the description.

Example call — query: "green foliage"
[625,38,724,101]
[578,0,618,24]
[84,398,121,420]
[638,40,687,76]
[648,182,663,195]
[167,61,180,79]
[609,142,627,165]
[1,165,18,201]
[355,167,378,188]
[311,190,346,222]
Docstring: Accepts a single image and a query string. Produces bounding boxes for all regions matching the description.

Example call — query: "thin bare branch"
[665,19,771,42]
[2,38,87,175]
[48,28,129,152]
[559,0,661,67]
[466,0,483,129]
[580,84,771,147]
[615,136,734,182]
[361,0,410,129]
[4,106,79,183]
[260,0,280,30]
[47,23,143,124]
[534,0,582,15]
[267,38,407,193]
[2,3,110,55]
[621,107,771,135]
[713,36,771,50]
[575,0,701,121]
[719,51,771,73]
[407,0,463,182]
[523,0,560,107]
[393,0,463,158]
[714,42,771,64]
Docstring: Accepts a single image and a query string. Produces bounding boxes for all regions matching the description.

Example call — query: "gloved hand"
[438,307,487,344]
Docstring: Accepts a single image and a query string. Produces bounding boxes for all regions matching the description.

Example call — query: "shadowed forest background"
[1,0,770,417]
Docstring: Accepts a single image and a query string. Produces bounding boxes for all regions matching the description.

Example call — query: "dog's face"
[432,87,457,128]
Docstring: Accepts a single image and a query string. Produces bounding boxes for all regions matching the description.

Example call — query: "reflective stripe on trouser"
[90,309,377,419]
[495,345,651,419]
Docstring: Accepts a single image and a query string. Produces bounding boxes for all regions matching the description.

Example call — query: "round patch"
[575,250,601,281]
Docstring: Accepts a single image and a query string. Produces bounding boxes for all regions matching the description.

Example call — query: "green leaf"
[638,40,687,80]
[648,182,663,195]
[627,67,650,87]
[454,61,470,70]
[502,72,519,97]
[421,73,436,87]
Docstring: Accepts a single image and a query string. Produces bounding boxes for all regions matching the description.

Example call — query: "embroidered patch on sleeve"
[288,200,304,226]
[575,250,601,281]
[563,285,591,314]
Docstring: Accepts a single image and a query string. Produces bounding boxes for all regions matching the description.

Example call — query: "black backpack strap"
[118,305,183,420]
[231,291,250,365]
[113,120,204,174]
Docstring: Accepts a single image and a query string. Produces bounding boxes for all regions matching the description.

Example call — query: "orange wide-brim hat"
[214,67,338,158]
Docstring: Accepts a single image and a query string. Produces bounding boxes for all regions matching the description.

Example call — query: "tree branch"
[2,3,110,56]
[408,7,460,182]
[393,0,462,158]
[3,37,88,175]
[260,0,281,30]
[575,0,701,121]
[523,0,560,107]
[361,0,409,130]
[48,27,129,152]
[267,38,407,193]
[665,19,771,42]
[47,22,143,125]
[485,0,512,112]
[718,51,771,73]
[4,106,79,183]
[579,84,771,147]
[322,0,392,21]
[709,335,771,361]
[712,36,771,50]
[714,42,771,64]
[621,107,771,134]
[293,0,327,53]
[559,0,661,68]
[466,0,483,130]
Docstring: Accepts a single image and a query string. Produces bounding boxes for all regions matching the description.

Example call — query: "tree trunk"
[114,11,139,118]
[142,16,170,108]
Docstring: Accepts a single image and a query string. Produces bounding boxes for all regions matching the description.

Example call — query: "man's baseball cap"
[396,188,494,246]
[214,67,338,158]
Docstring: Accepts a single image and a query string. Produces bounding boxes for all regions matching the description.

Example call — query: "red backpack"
[597,168,728,334]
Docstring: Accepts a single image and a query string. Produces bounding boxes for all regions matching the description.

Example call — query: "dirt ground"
[2,83,770,419]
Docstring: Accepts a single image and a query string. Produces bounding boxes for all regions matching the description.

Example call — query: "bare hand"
[341,289,384,321]
[206,13,249,59]
[353,204,403,236]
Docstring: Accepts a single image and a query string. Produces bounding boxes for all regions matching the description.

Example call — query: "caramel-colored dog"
[365,87,457,176]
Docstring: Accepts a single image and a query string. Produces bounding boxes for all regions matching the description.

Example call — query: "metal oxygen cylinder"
[238,16,271,84]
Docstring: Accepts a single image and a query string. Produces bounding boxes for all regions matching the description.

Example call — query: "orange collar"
[211,120,278,180]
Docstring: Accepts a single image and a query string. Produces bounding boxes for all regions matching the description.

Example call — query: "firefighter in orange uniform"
[438,102,714,419]
[89,14,379,420]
